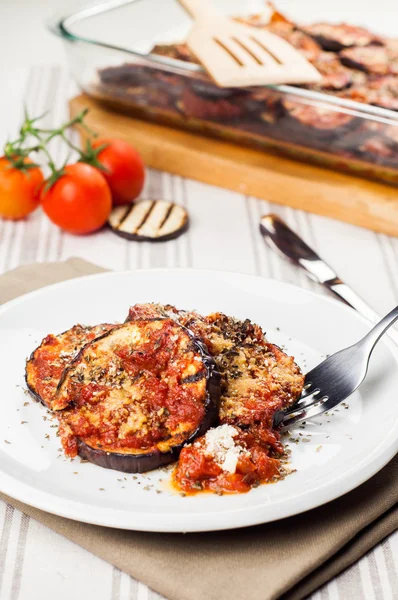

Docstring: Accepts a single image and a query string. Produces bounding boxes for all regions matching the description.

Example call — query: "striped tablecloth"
[0,66,397,600]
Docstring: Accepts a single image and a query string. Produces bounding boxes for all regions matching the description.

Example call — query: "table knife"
[259,214,398,344]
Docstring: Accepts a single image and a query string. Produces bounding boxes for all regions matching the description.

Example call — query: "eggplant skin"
[76,383,219,474]
[302,34,347,53]
[56,319,221,473]
[112,218,189,243]
[300,24,382,52]
[77,440,180,473]
[25,324,116,410]
[109,200,189,243]
[25,367,46,407]
[278,99,358,143]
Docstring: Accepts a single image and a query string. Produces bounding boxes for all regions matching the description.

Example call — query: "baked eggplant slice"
[347,122,398,166]
[181,86,245,120]
[99,63,154,87]
[152,43,196,64]
[126,304,304,430]
[25,324,116,409]
[301,23,382,51]
[340,75,398,111]
[306,52,358,92]
[386,38,398,59]
[279,99,357,142]
[340,46,398,76]
[366,75,398,111]
[108,200,189,242]
[53,319,220,473]
[385,124,398,148]
[267,22,321,63]
[357,136,398,165]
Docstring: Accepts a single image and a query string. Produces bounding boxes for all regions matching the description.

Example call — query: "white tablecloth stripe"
[0,66,396,600]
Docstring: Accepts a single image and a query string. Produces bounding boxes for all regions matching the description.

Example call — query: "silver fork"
[273,305,398,428]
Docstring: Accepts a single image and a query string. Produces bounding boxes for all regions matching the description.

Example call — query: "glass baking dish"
[49,0,398,186]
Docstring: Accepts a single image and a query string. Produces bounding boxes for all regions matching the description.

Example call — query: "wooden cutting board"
[70,94,398,237]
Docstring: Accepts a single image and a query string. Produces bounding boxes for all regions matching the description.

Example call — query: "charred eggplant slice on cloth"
[109,200,189,242]
[53,319,220,473]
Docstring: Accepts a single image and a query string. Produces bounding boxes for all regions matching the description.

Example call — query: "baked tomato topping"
[173,425,283,495]
[25,324,116,409]
[53,319,218,465]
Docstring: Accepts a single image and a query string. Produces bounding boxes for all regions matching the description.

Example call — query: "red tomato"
[92,138,145,206]
[0,157,44,220]
[40,163,112,235]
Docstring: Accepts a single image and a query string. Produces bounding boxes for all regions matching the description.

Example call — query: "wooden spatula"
[179,0,322,87]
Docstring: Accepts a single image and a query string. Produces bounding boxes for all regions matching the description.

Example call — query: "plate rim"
[0,267,397,532]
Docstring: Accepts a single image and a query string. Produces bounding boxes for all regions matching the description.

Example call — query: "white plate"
[0,269,397,532]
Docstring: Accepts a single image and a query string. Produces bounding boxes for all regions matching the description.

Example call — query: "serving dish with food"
[1,269,397,531]
[25,300,303,493]
[50,0,398,186]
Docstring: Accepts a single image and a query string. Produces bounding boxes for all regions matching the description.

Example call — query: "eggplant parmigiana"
[52,319,220,473]
[25,324,116,409]
[96,7,398,184]
[26,303,304,491]
[127,304,304,427]
[127,304,304,493]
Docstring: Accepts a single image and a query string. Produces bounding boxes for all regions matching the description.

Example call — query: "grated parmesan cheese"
[203,424,247,474]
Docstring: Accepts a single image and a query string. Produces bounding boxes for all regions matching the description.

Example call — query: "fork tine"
[297,382,315,399]
[282,390,323,414]
[279,395,339,428]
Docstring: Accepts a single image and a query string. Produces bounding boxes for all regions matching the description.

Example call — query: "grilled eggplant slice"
[181,87,245,120]
[302,23,382,51]
[53,319,220,473]
[152,42,195,63]
[279,99,357,142]
[306,52,358,92]
[340,75,398,111]
[25,324,116,409]
[267,22,321,63]
[109,200,189,242]
[340,46,398,76]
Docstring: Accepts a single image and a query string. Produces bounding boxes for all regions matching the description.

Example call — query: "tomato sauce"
[58,319,211,458]
[26,324,115,408]
[173,426,283,495]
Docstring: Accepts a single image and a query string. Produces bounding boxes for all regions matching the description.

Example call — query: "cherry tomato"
[40,163,112,235]
[92,138,145,206]
[0,157,44,220]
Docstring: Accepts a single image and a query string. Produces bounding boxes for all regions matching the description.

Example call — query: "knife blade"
[259,213,398,344]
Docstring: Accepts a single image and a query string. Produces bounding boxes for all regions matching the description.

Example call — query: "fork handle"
[360,305,398,354]
[179,0,221,21]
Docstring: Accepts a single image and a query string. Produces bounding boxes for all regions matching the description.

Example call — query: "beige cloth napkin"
[0,258,397,600]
